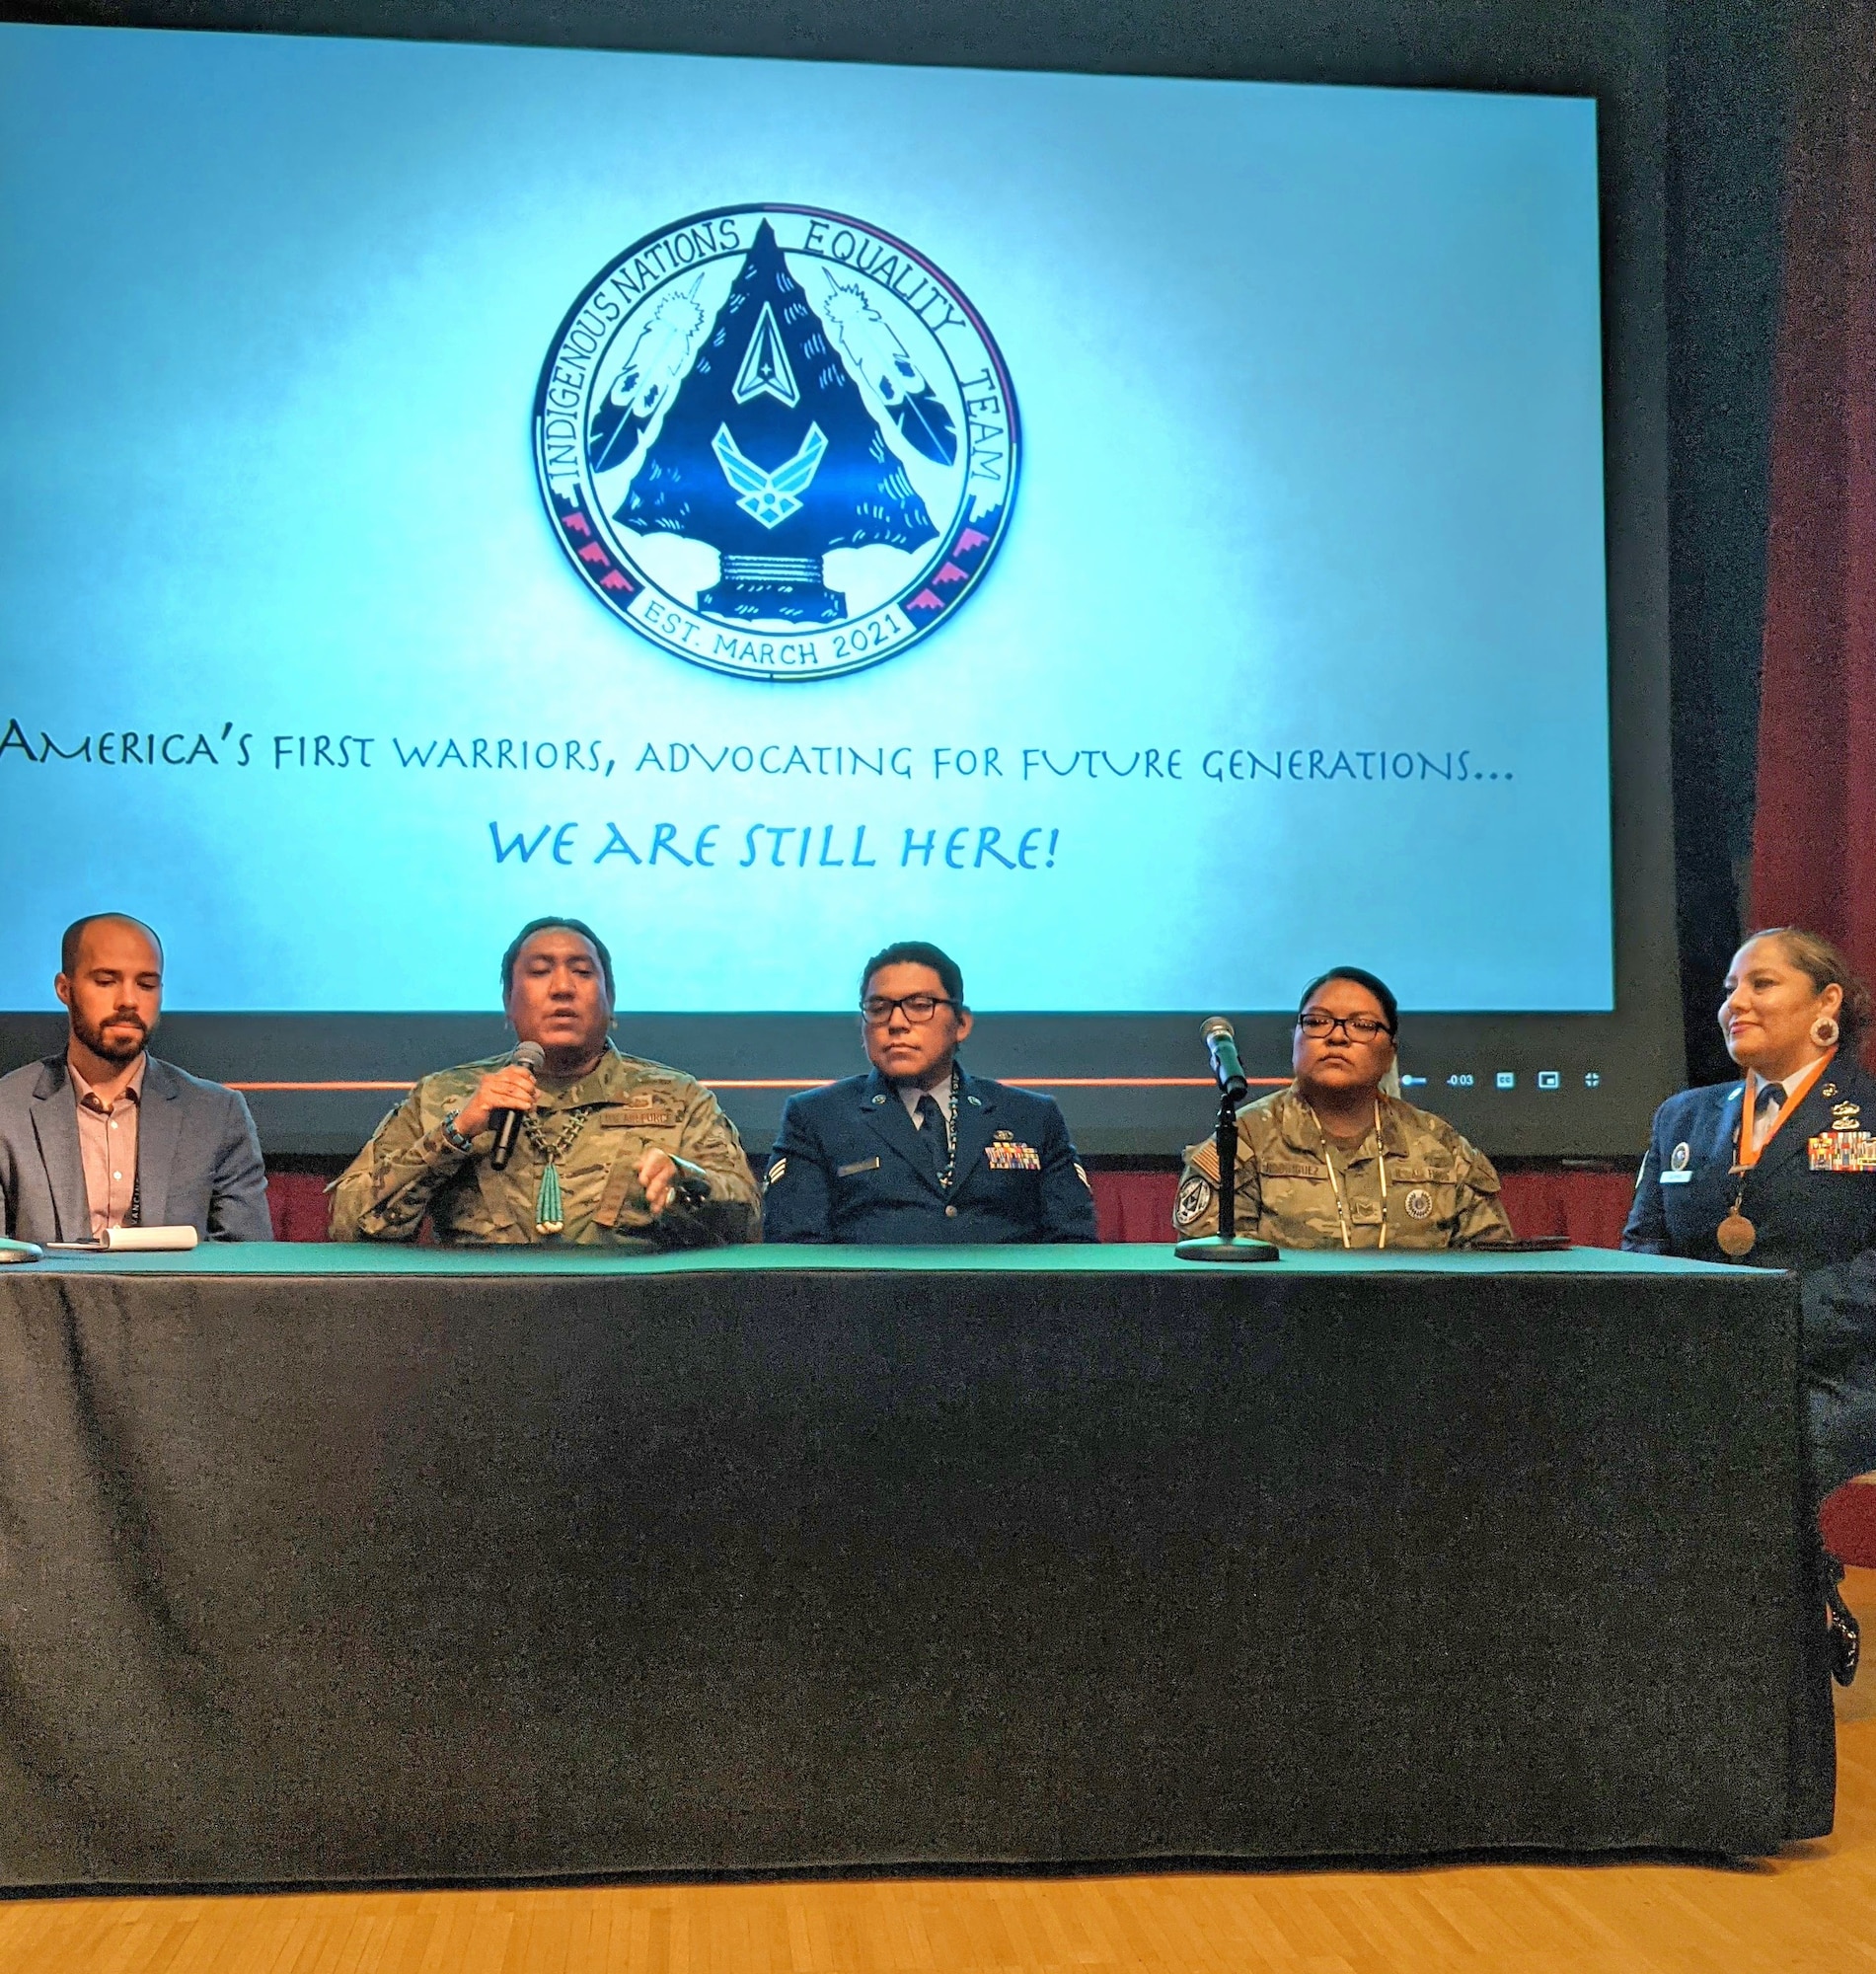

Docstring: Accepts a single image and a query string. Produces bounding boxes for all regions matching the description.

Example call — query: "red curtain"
[1756,9,1876,1542]
[1083,1168,1635,1248]
[266,1165,1635,1247]
[1751,0,1876,1002]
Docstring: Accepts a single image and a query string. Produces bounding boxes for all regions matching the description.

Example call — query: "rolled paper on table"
[101,1225,200,1253]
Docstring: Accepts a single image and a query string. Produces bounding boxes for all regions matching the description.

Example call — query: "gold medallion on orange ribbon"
[1718,1051,1838,1258]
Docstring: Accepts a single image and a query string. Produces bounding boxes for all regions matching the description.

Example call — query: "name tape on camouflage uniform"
[610,1099,683,1128]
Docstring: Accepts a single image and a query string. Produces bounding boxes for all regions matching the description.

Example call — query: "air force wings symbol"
[712,421,827,529]
[534,204,1019,681]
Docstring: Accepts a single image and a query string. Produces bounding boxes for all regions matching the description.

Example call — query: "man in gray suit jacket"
[0,914,271,1244]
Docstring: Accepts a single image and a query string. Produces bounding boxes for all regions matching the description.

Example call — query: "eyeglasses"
[1297,1011,1392,1041]
[861,994,957,1025]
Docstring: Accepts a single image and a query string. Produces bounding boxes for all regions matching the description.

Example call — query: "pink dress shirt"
[69,1055,145,1241]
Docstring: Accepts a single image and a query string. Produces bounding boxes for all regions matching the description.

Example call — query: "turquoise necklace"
[521,1105,597,1235]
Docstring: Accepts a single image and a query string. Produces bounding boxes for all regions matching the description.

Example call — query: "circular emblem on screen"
[534,205,1018,680]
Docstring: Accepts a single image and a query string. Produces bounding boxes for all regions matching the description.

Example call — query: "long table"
[0,1245,1832,1886]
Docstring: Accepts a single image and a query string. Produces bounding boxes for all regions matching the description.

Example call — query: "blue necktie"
[916,1093,946,1176]
[1758,1083,1785,1143]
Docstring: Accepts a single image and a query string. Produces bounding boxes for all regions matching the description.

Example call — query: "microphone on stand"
[489,1040,547,1173]
[1201,1016,1249,1101]
[1174,1017,1278,1264]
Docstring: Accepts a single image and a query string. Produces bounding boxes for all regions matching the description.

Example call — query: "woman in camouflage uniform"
[1172,966,1512,1251]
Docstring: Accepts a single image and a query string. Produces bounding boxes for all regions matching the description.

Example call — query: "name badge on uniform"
[1660,1172,1693,1184]
[986,1141,1042,1172]
[836,1156,881,1177]
[1809,1130,1876,1174]
[606,1100,681,1129]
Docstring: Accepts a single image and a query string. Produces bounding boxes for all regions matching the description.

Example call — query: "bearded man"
[0,914,271,1243]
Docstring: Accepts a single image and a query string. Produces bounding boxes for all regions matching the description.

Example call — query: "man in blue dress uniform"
[761,941,1098,1244]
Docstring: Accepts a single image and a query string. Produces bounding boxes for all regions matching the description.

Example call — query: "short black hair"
[1298,966,1398,1035]
[501,917,615,1002]
[61,914,163,979]
[860,940,964,1008]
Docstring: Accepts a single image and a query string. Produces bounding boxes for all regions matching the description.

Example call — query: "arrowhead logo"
[535,204,1018,678]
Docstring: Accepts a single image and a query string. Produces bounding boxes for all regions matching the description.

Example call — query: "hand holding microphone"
[454,1040,547,1168]
[1201,1017,1249,1101]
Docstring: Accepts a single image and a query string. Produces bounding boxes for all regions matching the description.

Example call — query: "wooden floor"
[5,1569,1876,1974]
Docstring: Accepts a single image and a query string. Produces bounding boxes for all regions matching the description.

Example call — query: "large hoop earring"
[1813,1015,1840,1049]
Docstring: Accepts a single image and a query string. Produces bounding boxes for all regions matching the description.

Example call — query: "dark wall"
[6,0,1656,89]
[1666,0,1790,1086]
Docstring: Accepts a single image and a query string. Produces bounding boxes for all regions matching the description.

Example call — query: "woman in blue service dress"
[1623,927,1876,1685]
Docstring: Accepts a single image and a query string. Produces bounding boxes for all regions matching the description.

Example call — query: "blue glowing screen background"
[0,28,1609,1015]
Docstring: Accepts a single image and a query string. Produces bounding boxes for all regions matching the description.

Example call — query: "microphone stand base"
[1173,1237,1280,1264]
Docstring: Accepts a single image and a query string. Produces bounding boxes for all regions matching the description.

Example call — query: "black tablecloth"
[0,1246,1831,1885]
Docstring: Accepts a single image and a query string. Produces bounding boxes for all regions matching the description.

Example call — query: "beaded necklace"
[1311,1098,1389,1250]
[521,1104,598,1235]
[930,1067,961,1190]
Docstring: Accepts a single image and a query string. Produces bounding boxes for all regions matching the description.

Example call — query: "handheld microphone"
[1200,1017,1249,1101]
[489,1039,547,1173]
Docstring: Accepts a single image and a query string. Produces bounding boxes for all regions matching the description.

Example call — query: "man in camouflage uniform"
[330,917,759,1248]
[1173,966,1513,1251]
